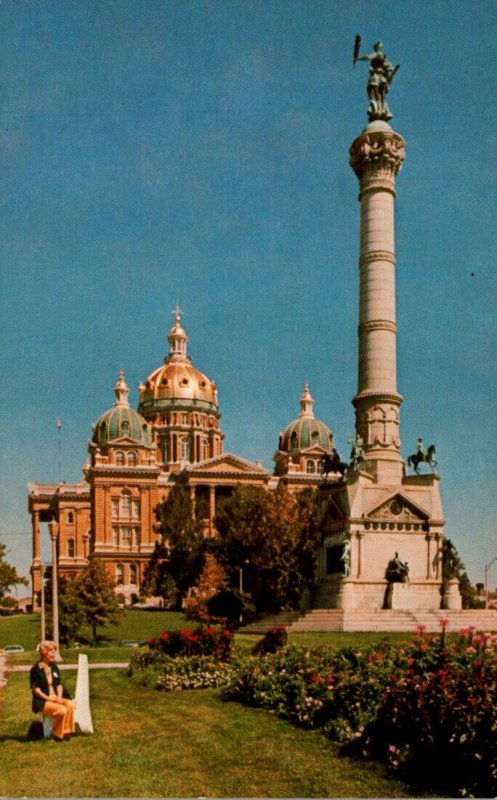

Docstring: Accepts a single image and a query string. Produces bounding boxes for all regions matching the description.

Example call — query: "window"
[181,438,190,462]
[121,527,132,547]
[182,413,188,425]
[128,451,137,466]
[115,451,125,466]
[306,460,315,474]
[132,527,140,548]
[67,539,75,558]
[131,499,140,520]
[112,499,119,519]
[116,564,124,585]
[129,564,137,586]
[67,511,74,524]
[120,490,132,518]
[112,526,119,546]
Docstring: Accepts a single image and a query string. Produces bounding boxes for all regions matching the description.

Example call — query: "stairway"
[291,608,497,633]
[241,608,497,634]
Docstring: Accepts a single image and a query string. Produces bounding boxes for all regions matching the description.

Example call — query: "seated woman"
[30,640,75,741]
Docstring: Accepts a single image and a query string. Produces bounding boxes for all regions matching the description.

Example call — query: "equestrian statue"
[321,449,349,479]
[407,437,437,474]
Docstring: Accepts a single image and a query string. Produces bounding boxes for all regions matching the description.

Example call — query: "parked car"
[3,644,25,653]
[120,640,140,647]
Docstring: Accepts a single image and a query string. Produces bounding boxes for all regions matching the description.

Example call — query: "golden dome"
[138,308,219,418]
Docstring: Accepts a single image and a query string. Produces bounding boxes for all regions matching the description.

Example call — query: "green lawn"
[0,669,431,798]
[1,611,417,667]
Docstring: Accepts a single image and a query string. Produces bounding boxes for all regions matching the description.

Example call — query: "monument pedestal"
[442,578,462,610]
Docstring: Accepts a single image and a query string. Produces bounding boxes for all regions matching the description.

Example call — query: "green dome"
[92,371,153,447]
[279,417,334,452]
[279,384,334,453]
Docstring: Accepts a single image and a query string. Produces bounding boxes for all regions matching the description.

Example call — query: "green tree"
[45,574,86,644]
[211,485,319,614]
[76,557,122,643]
[152,484,206,603]
[0,542,28,599]
[443,538,483,609]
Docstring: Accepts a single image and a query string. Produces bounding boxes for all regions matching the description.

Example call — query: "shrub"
[147,625,233,661]
[251,626,288,655]
[222,630,497,797]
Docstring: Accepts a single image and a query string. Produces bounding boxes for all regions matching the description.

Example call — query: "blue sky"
[0,0,495,587]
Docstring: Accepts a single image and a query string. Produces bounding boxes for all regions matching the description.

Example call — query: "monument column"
[349,121,405,483]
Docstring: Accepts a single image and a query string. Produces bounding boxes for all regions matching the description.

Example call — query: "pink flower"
[439,618,449,627]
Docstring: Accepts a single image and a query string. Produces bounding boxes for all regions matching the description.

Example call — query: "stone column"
[208,486,216,536]
[349,121,405,483]
[32,510,41,564]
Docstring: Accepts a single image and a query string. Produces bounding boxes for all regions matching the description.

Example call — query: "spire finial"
[172,305,183,325]
[299,382,315,418]
[166,306,189,362]
[114,370,130,406]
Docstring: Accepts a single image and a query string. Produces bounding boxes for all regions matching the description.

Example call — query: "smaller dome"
[279,384,334,453]
[92,371,152,447]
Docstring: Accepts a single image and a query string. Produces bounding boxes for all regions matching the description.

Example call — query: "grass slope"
[0,670,424,798]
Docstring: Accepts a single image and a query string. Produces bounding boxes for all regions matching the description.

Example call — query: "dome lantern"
[299,382,315,418]
[167,306,189,362]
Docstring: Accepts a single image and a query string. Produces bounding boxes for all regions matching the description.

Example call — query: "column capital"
[349,125,405,185]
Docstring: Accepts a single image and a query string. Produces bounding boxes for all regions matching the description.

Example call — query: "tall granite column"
[349,120,406,483]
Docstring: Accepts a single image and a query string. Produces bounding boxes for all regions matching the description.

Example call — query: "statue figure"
[353,36,399,122]
[321,449,348,479]
[407,438,438,474]
[442,540,460,581]
[385,551,409,583]
[348,433,365,469]
[341,538,351,577]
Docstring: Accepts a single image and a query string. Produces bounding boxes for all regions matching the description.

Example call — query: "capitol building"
[28,308,336,608]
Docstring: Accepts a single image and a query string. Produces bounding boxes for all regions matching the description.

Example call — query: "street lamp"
[47,519,61,660]
[484,557,497,610]
[39,562,46,642]
[239,559,250,623]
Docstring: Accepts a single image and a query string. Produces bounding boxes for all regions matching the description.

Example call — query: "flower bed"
[146,625,233,660]
[129,652,237,691]
[222,629,497,797]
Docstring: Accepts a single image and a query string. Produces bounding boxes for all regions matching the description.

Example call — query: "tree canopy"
[210,485,319,613]
[0,542,28,599]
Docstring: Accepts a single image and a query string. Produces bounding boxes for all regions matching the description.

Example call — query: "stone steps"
[241,608,497,634]
[288,608,497,633]
[240,611,305,634]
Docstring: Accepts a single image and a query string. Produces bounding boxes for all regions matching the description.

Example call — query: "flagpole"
[57,418,62,483]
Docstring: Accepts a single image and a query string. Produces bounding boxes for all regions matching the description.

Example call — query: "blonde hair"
[37,640,56,656]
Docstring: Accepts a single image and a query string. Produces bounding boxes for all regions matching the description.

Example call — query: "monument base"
[442,578,462,610]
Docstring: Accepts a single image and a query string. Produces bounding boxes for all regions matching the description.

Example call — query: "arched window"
[116,564,124,585]
[115,451,125,466]
[181,438,190,462]
[306,460,315,474]
[127,451,137,466]
[120,490,132,518]
[67,539,75,558]
[129,564,137,586]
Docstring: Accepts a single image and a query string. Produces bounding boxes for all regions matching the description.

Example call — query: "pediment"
[185,452,269,475]
[366,492,429,522]
[104,436,151,448]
